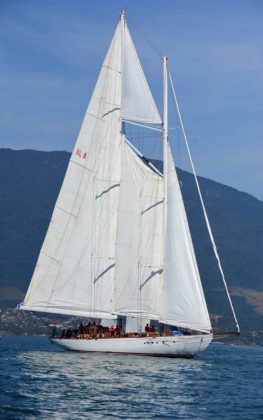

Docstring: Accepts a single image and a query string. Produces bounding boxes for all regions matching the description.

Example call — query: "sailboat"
[20,12,239,357]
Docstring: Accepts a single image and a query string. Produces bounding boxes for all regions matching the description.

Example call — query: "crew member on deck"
[79,322,85,336]
[109,325,114,337]
[115,326,120,337]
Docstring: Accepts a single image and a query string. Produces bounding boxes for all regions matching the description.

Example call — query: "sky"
[0,0,262,200]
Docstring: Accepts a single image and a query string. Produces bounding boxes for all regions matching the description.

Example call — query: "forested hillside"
[1,148,262,343]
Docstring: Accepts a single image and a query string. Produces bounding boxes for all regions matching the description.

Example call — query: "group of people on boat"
[57,320,193,340]
[144,323,155,333]
[60,322,121,340]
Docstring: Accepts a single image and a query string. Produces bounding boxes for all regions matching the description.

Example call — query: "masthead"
[120,10,125,20]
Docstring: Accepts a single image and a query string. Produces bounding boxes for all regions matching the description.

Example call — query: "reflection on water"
[0,336,263,419]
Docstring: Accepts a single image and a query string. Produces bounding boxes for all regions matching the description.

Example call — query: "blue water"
[0,337,262,419]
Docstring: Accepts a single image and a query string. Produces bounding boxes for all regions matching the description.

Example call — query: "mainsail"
[21,13,211,333]
[21,16,124,319]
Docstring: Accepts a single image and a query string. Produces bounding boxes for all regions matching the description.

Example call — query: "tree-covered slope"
[0,149,262,342]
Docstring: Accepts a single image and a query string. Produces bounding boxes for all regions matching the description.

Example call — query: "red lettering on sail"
[75,149,87,159]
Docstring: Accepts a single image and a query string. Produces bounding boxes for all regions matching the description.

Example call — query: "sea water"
[0,336,262,419]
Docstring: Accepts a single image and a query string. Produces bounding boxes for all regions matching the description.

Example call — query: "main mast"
[163,56,168,237]
[120,10,125,135]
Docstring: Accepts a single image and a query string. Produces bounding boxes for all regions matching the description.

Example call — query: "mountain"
[0,148,262,343]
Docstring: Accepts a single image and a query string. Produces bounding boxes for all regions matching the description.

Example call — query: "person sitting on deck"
[145,323,150,332]
[85,322,91,335]
[79,322,85,336]
[60,329,66,338]
[114,326,120,337]
[109,325,115,337]
[51,326,57,338]
[97,323,103,336]
[92,322,98,337]
[65,328,72,338]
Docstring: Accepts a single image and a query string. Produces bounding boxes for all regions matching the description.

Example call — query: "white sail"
[21,12,213,337]
[18,11,242,358]
[114,140,163,319]
[121,24,161,125]
[160,144,211,332]
[21,20,123,319]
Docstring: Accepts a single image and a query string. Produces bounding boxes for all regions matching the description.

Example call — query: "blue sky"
[0,0,262,200]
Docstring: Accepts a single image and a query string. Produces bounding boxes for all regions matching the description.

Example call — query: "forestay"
[160,145,211,332]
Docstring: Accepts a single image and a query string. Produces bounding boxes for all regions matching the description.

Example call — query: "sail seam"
[102,64,121,74]
[69,159,92,171]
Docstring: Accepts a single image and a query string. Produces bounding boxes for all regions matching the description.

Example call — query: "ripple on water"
[0,337,262,419]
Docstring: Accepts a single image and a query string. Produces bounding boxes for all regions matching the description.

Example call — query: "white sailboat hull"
[51,334,213,357]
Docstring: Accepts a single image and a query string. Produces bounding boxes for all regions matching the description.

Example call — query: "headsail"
[160,144,211,332]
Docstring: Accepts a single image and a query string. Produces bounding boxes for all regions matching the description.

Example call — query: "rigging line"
[125,138,163,177]
[138,184,142,331]
[126,16,163,58]
[122,119,162,132]
[168,70,240,334]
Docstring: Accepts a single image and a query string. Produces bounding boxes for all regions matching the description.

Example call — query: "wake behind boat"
[20,11,239,357]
